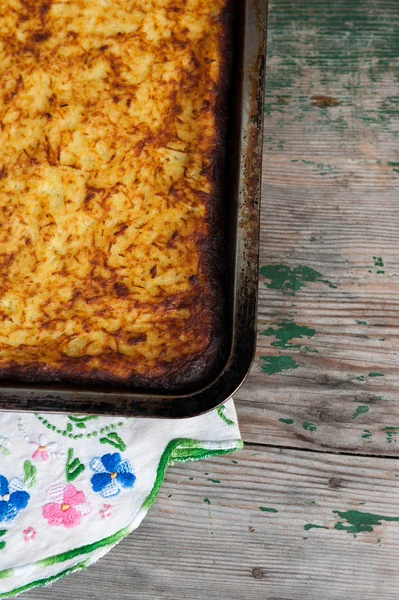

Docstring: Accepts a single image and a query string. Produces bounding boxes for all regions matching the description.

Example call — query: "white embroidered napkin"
[0,399,241,598]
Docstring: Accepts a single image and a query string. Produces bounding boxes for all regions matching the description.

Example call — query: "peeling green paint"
[260,355,300,375]
[352,405,370,420]
[304,345,319,353]
[259,265,336,295]
[204,498,211,505]
[264,0,399,142]
[362,429,372,440]
[356,320,367,325]
[259,507,278,513]
[279,418,294,425]
[382,426,399,444]
[207,479,220,484]
[353,372,384,381]
[333,510,399,535]
[303,421,318,432]
[261,318,316,349]
[301,161,339,177]
[373,257,385,275]
[304,524,328,531]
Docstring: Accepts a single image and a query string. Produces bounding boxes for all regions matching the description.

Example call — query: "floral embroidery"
[0,436,11,456]
[65,448,85,482]
[35,413,126,441]
[23,527,36,542]
[42,484,91,529]
[23,461,37,488]
[67,415,99,431]
[90,453,136,498]
[100,504,113,519]
[99,431,126,451]
[30,435,59,462]
[0,529,7,550]
[0,476,30,523]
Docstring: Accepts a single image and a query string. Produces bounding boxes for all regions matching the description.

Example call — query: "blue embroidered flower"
[0,476,30,523]
[90,453,136,498]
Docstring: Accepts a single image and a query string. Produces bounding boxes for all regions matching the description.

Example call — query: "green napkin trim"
[0,437,242,597]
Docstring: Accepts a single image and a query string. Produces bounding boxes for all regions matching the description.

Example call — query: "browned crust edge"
[0,2,235,391]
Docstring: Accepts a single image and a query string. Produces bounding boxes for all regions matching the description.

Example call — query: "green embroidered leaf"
[217,405,234,427]
[0,435,10,456]
[68,415,99,423]
[23,461,37,488]
[99,432,126,451]
[0,541,5,550]
[67,415,99,430]
[66,448,85,482]
[0,529,7,538]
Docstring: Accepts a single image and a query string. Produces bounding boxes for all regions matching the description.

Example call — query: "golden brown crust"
[0,0,232,388]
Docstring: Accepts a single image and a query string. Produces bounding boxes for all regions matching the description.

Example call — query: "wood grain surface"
[28,446,399,600]
[25,0,399,598]
[236,0,399,456]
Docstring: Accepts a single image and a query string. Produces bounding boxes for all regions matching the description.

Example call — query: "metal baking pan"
[0,0,267,418]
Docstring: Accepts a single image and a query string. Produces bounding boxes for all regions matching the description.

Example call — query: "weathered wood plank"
[27,445,399,600]
[235,0,399,455]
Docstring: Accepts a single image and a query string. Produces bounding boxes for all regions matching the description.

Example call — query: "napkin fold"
[0,399,241,598]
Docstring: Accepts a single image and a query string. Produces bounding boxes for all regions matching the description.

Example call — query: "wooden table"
[29,0,399,598]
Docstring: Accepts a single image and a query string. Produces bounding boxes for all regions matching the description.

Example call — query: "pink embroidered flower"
[23,527,36,542]
[42,484,91,529]
[100,504,113,519]
[29,435,58,462]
